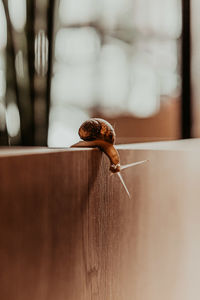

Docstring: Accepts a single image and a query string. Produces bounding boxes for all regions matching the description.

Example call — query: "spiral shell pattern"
[78,118,116,144]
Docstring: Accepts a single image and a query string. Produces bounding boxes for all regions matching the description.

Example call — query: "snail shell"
[78,118,116,144]
[72,118,120,173]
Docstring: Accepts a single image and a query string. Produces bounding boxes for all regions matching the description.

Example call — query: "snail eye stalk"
[117,172,130,198]
[112,160,148,198]
[120,160,148,171]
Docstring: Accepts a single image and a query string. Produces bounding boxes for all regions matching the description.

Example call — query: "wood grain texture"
[0,140,200,300]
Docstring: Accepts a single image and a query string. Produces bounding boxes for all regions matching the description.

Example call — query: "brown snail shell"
[78,118,116,144]
[71,118,120,173]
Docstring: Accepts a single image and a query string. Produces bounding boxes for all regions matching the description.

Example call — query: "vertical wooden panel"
[0,141,200,299]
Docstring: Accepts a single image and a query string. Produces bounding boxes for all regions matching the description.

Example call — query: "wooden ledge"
[0,138,200,157]
[0,139,200,299]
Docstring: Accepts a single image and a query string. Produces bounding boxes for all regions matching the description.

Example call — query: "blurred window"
[49,0,182,146]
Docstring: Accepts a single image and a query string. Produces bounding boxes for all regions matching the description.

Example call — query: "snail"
[71,118,120,173]
[71,118,148,198]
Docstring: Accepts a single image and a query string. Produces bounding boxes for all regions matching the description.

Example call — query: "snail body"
[71,118,120,173]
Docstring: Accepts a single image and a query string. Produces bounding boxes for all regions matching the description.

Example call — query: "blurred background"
[0,0,195,147]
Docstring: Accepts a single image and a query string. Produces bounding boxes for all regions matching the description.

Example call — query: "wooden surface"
[0,140,200,299]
